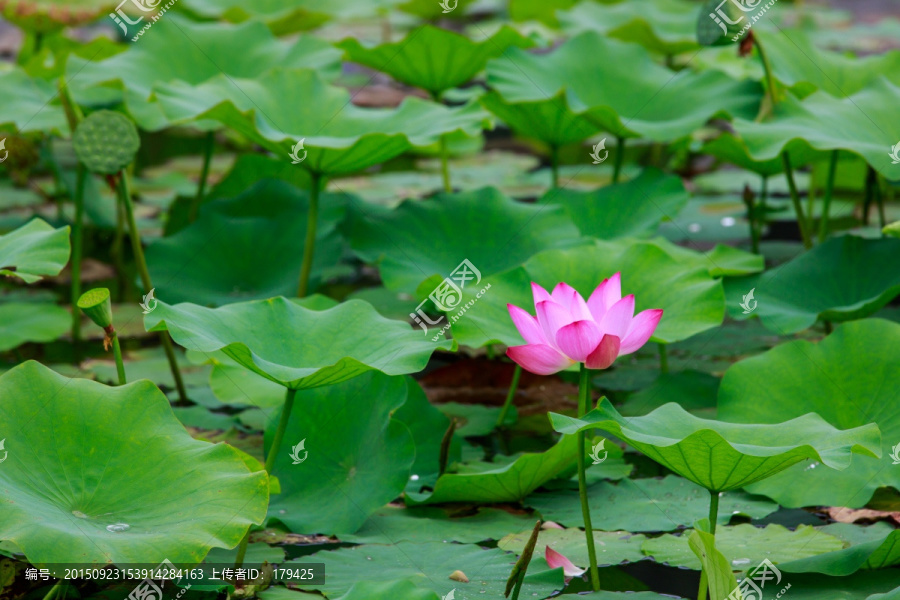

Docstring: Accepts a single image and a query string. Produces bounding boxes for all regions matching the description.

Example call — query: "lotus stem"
[107,328,127,385]
[658,343,668,374]
[753,35,777,122]
[236,387,299,569]
[612,137,625,184]
[297,173,321,297]
[506,520,541,600]
[781,153,812,249]
[577,363,601,591]
[439,418,456,475]
[550,145,560,189]
[697,490,721,600]
[874,170,887,229]
[116,171,188,401]
[496,364,522,429]
[439,134,452,193]
[71,166,87,352]
[818,150,838,242]
[112,187,127,302]
[756,175,768,252]
[41,579,65,600]
[805,166,816,241]
[189,131,215,222]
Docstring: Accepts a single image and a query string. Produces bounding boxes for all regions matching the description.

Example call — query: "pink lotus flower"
[545,546,586,577]
[506,274,663,375]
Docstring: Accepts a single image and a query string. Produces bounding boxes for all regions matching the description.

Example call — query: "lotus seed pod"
[77,287,113,329]
[73,110,140,175]
[697,0,747,47]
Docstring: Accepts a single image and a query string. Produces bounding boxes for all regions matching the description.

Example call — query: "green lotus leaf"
[619,370,719,418]
[701,131,823,176]
[393,377,459,486]
[153,68,487,177]
[338,25,535,98]
[343,186,581,294]
[722,236,900,333]
[436,402,518,437]
[498,527,647,566]
[67,16,341,131]
[405,434,579,505]
[526,475,777,532]
[0,0,113,32]
[331,580,440,600]
[718,318,900,508]
[780,528,900,576]
[0,361,268,565]
[544,168,690,239]
[146,297,453,390]
[643,523,845,570]
[340,506,535,545]
[0,303,70,352]
[447,238,724,349]
[550,398,881,492]
[288,541,564,600]
[755,29,900,98]
[649,238,764,277]
[768,572,900,600]
[266,372,414,535]
[732,77,900,177]
[558,0,700,55]
[508,0,577,26]
[0,218,70,283]
[483,32,761,144]
[146,180,348,306]
[0,68,67,133]
[696,0,745,47]
[688,525,739,599]
[178,0,396,34]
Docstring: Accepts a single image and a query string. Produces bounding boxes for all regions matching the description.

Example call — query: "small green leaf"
[0,218,70,283]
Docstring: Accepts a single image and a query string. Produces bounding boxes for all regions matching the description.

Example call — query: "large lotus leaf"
[153,68,487,177]
[780,529,900,575]
[405,434,579,505]
[0,68,67,133]
[701,131,823,176]
[558,0,700,56]
[718,319,900,508]
[484,32,761,143]
[145,180,348,305]
[0,303,70,352]
[0,218,70,283]
[544,168,689,239]
[765,572,900,600]
[498,527,647,566]
[289,541,564,600]
[642,523,845,571]
[393,377,460,486]
[480,89,600,147]
[146,297,453,390]
[343,186,582,294]
[266,372,414,535]
[0,361,268,565]
[331,580,439,600]
[67,17,341,131]
[755,29,900,98]
[338,25,535,98]
[526,475,777,532]
[340,506,535,545]
[0,0,114,32]
[550,398,881,492]
[722,236,900,333]
[732,77,900,177]
[447,238,724,349]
